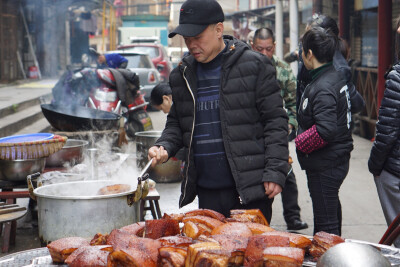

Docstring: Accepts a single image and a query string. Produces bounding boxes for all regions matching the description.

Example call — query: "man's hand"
[148,146,169,167]
[264,182,282,199]
[288,124,293,134]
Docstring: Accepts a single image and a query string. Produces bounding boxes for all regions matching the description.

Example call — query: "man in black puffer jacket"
[148,0,289,222]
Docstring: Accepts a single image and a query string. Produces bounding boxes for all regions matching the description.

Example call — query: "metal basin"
[135,131,182,183]
[45,139,89,167]
[0,158,46,181]
[317,242,391,267]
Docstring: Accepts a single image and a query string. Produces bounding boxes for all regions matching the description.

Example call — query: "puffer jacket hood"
[368,63,400,176]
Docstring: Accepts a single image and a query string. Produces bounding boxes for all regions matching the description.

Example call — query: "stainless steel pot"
[135,131,182,183]
[27,179,142,245]
[45,139,89,167]
[0,158,46,181]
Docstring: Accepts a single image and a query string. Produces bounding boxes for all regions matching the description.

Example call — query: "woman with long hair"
[295,27,353,235]
[368,16,400,248]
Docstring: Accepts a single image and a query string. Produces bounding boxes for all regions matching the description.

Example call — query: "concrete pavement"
[0,78,391,257]
[0,79,56,111]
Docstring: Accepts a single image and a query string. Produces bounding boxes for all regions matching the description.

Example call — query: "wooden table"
[0,202,27,253]
[140,188,161,221]
[0,180,31,252]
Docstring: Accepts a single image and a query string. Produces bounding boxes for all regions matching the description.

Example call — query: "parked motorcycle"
[51,67,153,139]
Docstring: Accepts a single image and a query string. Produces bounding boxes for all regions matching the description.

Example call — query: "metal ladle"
[128,158,153,205]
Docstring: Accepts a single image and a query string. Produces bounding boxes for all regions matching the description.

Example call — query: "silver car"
[106,51,161,102]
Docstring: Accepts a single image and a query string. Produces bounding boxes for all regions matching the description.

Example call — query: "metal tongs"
[128,158,153,205]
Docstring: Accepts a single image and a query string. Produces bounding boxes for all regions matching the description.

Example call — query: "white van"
[168,47,189,67]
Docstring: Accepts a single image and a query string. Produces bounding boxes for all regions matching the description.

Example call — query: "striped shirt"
[193,44,235,188]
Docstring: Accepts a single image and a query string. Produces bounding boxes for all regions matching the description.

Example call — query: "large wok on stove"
[41,104,120,131]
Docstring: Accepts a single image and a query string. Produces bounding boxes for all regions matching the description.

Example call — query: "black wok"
[41,104,120,131]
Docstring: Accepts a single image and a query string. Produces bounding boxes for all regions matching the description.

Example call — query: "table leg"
[10,220,16,245]
[140,200,146,221]
[149,201,157,219]
[154,200,162,219]
[2,221,11,253]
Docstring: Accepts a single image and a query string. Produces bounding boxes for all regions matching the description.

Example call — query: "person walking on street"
[89,48,128,69]
[295,27,353,236]
[368,17,400,248]
[147,0,289,222]
[287,14,364,116]
[252,27,308,231]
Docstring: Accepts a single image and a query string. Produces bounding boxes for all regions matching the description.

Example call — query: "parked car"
[118,43,173,82]
[106,51,161,102]
[168,47,189,68]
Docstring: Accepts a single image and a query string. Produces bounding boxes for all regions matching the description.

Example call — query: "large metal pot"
[30,180,141,245]
[0,158,45,181]
[135,131,182,183]
[45,139,89,167]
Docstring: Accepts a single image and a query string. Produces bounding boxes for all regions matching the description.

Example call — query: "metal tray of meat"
[0,239,399,266]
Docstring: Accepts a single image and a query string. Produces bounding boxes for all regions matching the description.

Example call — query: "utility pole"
[289,0,298,75]
[275,0,283,59]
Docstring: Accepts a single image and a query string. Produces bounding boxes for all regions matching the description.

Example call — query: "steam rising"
[41,134,142,197]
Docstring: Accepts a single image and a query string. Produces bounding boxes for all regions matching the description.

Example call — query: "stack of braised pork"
[47,209,345,266]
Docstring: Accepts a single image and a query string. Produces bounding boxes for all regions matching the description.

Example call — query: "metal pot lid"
[317,242,391,267]
[33,180,139,200]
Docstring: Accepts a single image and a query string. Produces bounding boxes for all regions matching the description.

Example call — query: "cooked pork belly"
[184,209,226,222]
[262,231,312,250]
[90,233,109,246]
[120,221,146,237]
[211,222,253,238]
[65,245,113,266]
[108,236,161,267]
[145,219,180,239]
[47,237,90,263]
[230,209,269,226]
[262,247,305,267]
[106,229,137,250]
[157,235,193,248]
[309,231,345,260]
[159,247,187,267]
[244,235,290,266]
[97,184,131,195]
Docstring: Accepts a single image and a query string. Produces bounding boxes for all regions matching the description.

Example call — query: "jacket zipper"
[180,66,196,207]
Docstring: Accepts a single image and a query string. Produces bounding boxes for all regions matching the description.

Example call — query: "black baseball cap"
[168,0,225,38]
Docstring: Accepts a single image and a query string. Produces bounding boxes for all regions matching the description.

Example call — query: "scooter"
[87,68,153,138]
[51,67,153,139]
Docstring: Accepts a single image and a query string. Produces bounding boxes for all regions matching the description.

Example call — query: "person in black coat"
[368,18,400,248]
[147,0,289,222]
[295,27,353,235]
[294,14,365,115]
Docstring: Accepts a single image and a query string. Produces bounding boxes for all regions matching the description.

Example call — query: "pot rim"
[62,139,89,148]
[33,180,138,200]
[0,157,46,163]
